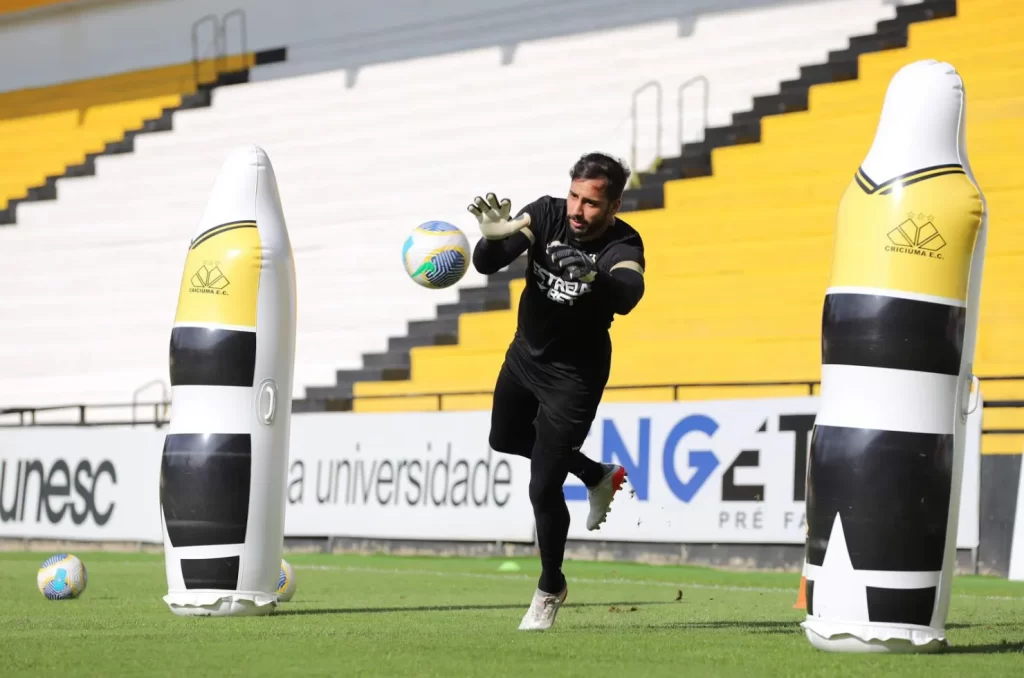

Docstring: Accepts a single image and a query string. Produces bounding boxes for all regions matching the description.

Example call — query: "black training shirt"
[476,195,645,373]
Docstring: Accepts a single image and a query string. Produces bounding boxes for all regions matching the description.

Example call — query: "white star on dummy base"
[809,514,870,623]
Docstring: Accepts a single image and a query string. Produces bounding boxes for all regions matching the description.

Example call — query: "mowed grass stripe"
[0,553,1021,678]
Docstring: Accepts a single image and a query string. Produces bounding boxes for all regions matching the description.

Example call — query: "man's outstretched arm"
[547,242,646,315]
[467,193,535,275]
[592,262,645,315]
[473,230,532,275]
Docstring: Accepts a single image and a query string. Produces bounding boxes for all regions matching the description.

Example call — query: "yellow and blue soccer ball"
[277,559,296,602]
[37,553,87,600]
[402,221,470,289]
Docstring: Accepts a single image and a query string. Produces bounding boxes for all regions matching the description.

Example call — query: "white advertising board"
[0,395,982,549]
[561,396,981,549]
[0,428,163,542]
[283,411,535,542]
[562,397,817,544]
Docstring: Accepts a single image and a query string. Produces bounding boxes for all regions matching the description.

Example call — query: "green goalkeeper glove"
[467,193,532,240]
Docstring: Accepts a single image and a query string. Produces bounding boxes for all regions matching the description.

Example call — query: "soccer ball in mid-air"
[277,559,296,602]
[402,221,470,289]
[37,553,87,600]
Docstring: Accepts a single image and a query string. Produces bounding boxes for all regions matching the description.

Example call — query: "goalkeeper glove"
[467,193,532,240]
[547,241,597,283]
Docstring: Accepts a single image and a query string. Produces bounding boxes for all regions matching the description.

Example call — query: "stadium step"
[619,0,957,212]
[0,50,288,226]
[294,364,416,412]
[295,256,527,410]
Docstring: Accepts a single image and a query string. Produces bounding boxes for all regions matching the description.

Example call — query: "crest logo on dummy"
[886,215,946,259]
[190,263,231,294]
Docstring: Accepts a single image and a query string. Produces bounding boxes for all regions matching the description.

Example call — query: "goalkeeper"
[468,152,646,631]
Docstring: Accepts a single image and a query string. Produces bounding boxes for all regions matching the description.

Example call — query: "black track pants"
[487,342,608,594]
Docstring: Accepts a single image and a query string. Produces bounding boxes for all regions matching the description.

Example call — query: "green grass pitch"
[1,551,1022,677]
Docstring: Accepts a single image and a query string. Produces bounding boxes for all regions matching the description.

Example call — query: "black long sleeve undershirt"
[474,228,643,315]
[592,267,645,315]
[472,232,531,275]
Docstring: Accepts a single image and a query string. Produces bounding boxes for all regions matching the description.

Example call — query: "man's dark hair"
[569,152,631,202]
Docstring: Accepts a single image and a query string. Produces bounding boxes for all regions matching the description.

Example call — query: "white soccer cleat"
[587,463,628,531]
[518,586,568,631]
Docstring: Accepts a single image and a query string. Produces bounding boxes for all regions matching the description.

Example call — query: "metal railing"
[629,75,710,183]
[190,13,219,85]
[190,9,249,87]
[2,379,819,428]
[349,378,820,412]
[0,401,171,428]
[132,380,170,428]
[630,80,662,174]
[970,376,1024,446]
[5,377,1024,443]
[4,376,811,430]
[677,75,709,149]
[222,8,248,62]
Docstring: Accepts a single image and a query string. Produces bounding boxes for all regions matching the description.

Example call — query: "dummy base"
[163,590,279,617]
[802,619,948,654]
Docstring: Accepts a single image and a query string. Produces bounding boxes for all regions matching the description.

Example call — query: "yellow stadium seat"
[353,0,1024,446]
[0,55,254,216]
[0,0,69,17]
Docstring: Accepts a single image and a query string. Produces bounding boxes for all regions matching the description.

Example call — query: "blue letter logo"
[663,414,720,503]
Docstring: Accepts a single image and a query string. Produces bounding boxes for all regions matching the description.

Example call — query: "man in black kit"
[468,152,646,631]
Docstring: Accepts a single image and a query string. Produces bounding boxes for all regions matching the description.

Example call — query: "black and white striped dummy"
[802,60,987,653]
[161,145,297,616]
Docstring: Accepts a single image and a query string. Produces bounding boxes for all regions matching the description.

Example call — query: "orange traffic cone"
[793,576,807,610]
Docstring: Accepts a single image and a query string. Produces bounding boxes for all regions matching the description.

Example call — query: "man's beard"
[568,211,608,239]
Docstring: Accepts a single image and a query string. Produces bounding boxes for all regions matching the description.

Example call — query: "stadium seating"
[349,0,1024,441]
[0,55,254,224]
[356,0,1024,456]
[347,1,955,412]
[0,0,905,413]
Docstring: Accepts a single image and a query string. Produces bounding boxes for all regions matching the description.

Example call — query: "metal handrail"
[221,9,248,72]
[349,379,820,412]
[0,401,168,415]
[0,379,817,427]
[0,400,170,428]
[6,375,1024,427]
[190,10,248,88]
[630,80,662,173]
[190,14,219,86]
[132,380,169,428]
[677,75,709,150]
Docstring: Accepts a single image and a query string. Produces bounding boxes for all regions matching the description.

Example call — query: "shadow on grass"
[947,640,1024,655]
[641,623,1024,648]
[274,600,679,617]
[644,620,801,635]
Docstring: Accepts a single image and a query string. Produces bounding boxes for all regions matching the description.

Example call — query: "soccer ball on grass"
[277,559,296,602]
[37,553,87,600]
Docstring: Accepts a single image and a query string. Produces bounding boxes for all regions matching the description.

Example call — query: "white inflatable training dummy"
[802,59,986,653]
[160,145,297,616]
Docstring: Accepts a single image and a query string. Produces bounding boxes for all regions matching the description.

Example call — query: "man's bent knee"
[489,429,533,457]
